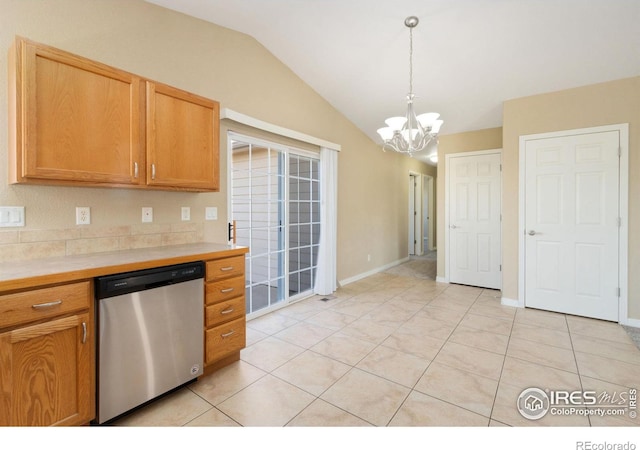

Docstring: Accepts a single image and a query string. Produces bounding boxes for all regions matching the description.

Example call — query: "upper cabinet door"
[146,81,220,191]
[10,37,145,186]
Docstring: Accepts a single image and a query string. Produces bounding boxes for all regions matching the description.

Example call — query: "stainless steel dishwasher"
[94,261,204,424]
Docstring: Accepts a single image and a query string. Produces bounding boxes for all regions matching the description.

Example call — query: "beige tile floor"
[113,260,640,427]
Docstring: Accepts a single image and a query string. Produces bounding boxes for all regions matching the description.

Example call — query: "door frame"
[444,148,502,285]
[518,124,629,324]
[423,174,435,252]
[408,172,423,256]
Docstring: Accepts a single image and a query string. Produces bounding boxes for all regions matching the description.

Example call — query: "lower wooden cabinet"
[203,253,247,374]
[0,312,94,426]
[205,316,246,364]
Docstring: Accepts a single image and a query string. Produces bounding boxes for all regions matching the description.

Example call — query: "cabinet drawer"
[205,317,246,364]
[206,276,245,304]
[205,296,244,327]
[0,281,91,330]
[206,255,245,281]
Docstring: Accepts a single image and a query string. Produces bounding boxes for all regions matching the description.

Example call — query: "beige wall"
[0,0,432,281]
[503,76,640,320]
[435,128,503,278]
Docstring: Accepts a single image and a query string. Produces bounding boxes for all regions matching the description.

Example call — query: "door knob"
[528,230,537,236]
[451,224,457,229]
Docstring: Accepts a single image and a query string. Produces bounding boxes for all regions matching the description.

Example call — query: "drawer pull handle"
[32,300,63,309]
[220,266,234,272]
[221,308,235,315]
[221,330,235,338]
[82,322,87,344]
[220,288,234,293]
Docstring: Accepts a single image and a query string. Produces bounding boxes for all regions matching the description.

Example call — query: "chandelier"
[377,16,443,157]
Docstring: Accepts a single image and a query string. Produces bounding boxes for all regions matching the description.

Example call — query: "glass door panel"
[231,140,285,316]
[288,155,320,299]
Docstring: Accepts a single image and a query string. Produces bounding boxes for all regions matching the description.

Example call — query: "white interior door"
[448,152,502,289]
[524,130,620,321]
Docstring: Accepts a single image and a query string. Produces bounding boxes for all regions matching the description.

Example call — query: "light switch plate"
[0,206,25,227]
[142,207,153,223]
[181,207,190,221]
[205,207,217,220]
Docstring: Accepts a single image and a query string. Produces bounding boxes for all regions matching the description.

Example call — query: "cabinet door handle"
[221,330,235,338]
[220,266,234,272]
[151,163,156,180]
[220,288,234,293]
[81,322,87,344]
[221,308,235,315]
[32,300,62,309]
[134,162,139,178]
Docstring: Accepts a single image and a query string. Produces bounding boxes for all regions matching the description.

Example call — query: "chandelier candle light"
[377,16,443,158]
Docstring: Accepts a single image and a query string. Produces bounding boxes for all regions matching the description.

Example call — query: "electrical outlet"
[181,207,190,221]
[142,207,153,223]
[76,207,90,225]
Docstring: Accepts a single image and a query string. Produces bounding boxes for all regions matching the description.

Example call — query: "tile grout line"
[565,314,592,427]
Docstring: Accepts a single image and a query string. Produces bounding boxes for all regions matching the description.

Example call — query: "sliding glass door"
[288,155,321,299]
[230,133,320,318]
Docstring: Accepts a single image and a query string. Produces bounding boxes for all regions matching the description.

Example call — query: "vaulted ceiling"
[146,0,640,163]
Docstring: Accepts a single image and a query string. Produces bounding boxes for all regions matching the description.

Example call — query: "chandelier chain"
[409,26,413,94]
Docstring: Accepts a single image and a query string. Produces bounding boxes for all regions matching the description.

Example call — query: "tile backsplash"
[0,222,205,263]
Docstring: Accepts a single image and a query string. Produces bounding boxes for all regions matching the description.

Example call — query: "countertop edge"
[0,243,249,293]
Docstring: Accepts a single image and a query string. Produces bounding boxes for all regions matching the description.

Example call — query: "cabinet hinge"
[618,146,622,157]
[617,217,622,227]
[617,287,621,297]
[499,264,502,272]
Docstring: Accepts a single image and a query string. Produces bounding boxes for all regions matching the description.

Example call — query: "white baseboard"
[501,296,522,308]
[436,276,448,284]
[499,296,640,326]
[620,316,640,328]
[339,257,410,287]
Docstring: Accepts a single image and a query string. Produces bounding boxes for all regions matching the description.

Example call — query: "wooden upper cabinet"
[9,37,144,186]
[8,36,220,192]
[146,81,220,191]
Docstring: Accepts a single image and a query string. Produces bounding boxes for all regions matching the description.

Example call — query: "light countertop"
[0,242,248,292]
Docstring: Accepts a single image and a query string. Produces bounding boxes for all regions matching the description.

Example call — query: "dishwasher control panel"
[95,261,205,299]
